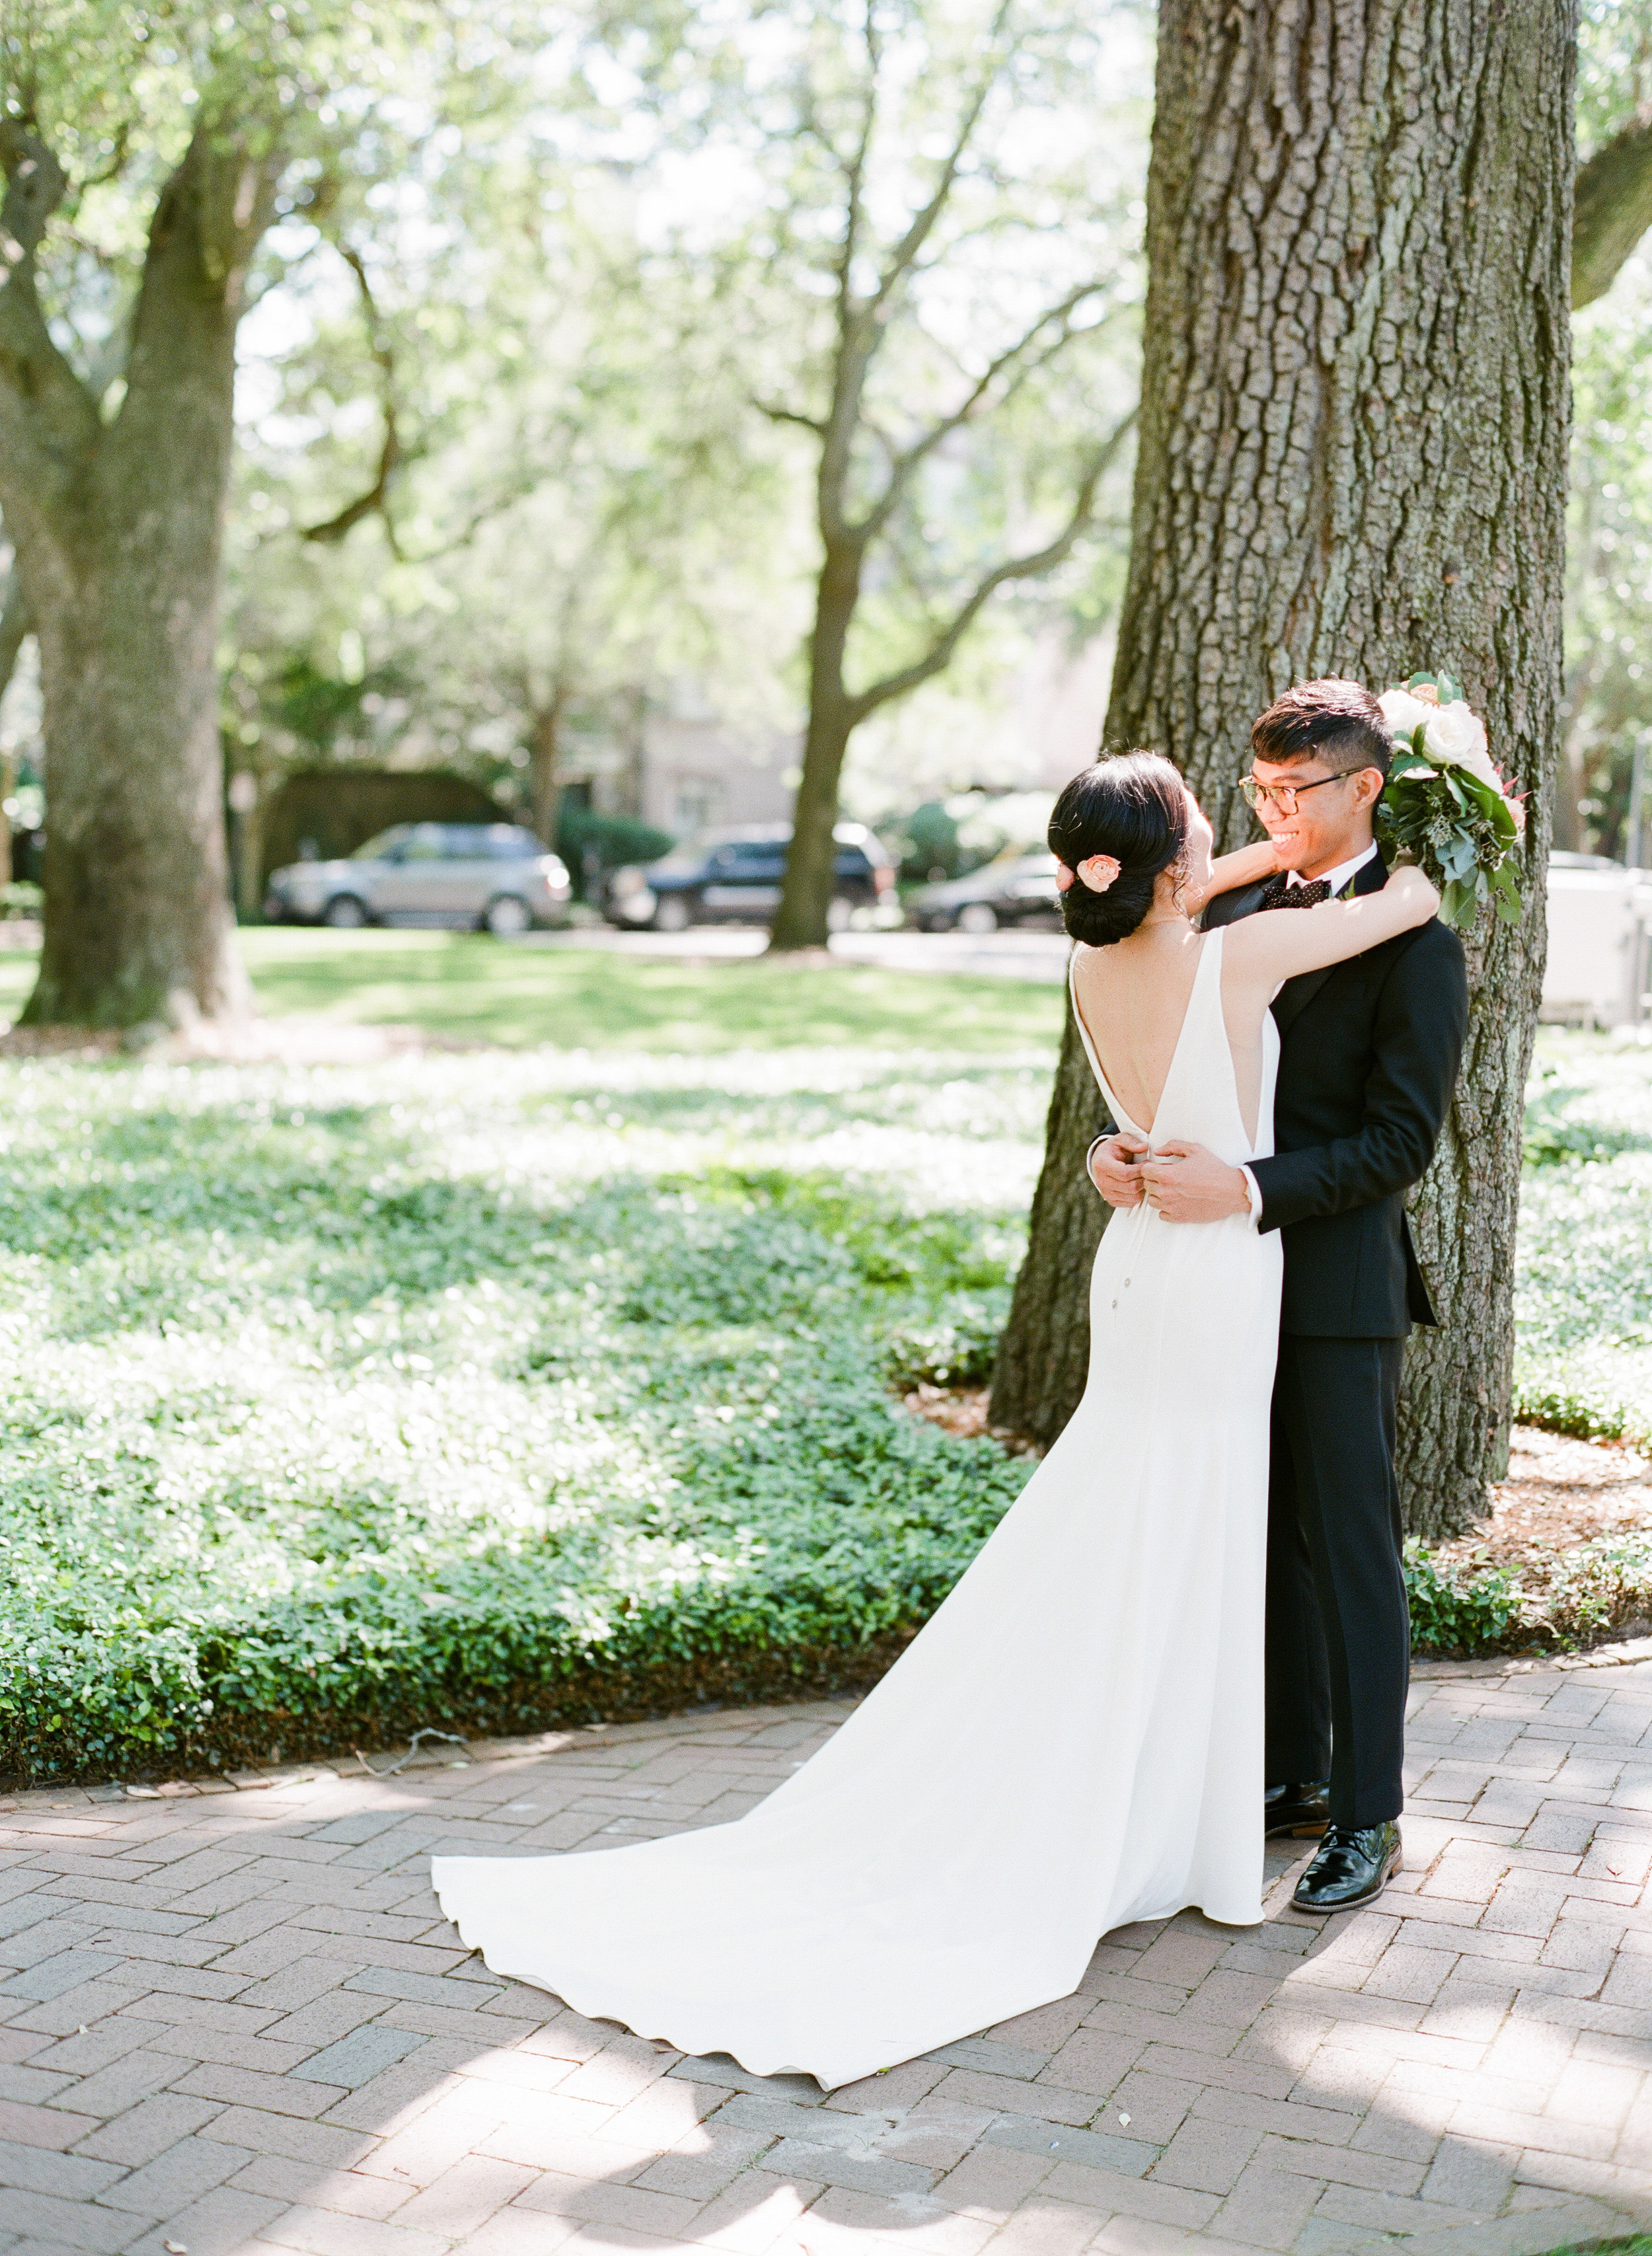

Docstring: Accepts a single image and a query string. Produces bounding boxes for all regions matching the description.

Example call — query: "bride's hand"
[1088,1134,1149,1207]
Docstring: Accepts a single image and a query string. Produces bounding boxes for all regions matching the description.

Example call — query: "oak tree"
[741,0,1141,950]
[0,1,480,1029]
[989,0,1577,1540]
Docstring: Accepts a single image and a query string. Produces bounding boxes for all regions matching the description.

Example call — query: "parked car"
[264,823,571,936]
[908,850,1062,933]
[605,823,896,932]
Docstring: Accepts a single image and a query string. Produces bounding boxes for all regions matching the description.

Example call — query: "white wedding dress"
[433,932,1283,2089]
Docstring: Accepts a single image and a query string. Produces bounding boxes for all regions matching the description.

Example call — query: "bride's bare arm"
[1224,864,1439,991]
[1184,838,1281,913]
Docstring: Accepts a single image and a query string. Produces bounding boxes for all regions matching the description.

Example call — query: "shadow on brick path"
[0,1661,1648,2256]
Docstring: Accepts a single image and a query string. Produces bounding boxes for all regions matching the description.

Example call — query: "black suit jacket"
[1201,854,1469,1338]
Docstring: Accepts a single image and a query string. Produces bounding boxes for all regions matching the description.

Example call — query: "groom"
[1088,679,1468,1912]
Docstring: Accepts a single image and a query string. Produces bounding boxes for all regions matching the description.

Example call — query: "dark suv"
[605,823,895,932]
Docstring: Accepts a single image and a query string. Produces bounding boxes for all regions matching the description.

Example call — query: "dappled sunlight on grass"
[0,1046,1043,1780]
[0,927,1069,1053]
[238,928,1068,1051]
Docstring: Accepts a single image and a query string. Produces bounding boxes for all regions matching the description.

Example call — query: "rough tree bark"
[0,116,275,1030]
[990,1,1575,1543]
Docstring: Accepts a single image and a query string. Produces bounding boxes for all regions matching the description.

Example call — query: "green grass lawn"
[0,930,1645,1782]
[0,929,1067,1053]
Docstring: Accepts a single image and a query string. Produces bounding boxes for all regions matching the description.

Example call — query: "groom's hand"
[1141,1141,1254,1223]
[1087,1133,1150,1207]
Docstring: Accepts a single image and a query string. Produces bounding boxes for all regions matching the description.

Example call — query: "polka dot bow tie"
[1258,873,1332,910]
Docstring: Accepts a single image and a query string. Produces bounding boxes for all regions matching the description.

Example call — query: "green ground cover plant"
[0,978,1645,1780]
[0,1045,1049,1782]
[1515,1037,1652,1451]
[1409,1030,1652,1655]
[1529,2241,1651,2256]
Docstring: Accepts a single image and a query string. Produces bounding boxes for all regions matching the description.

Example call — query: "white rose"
[1423,699,1489,761]
[1378,689,1436,744]
[1423,701,1499,792]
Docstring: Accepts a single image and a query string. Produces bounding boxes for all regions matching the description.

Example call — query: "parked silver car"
[264,823,571,936]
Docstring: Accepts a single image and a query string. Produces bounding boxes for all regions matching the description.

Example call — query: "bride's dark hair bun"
[1048,752,1189,946]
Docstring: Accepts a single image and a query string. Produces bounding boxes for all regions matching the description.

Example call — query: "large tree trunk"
[1,124,270,1030]
[772,550,860,951]
[528,689,566,850]
[991,1,1574,1542]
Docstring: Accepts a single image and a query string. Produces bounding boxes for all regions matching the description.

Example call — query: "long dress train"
[433,930,1283,2089]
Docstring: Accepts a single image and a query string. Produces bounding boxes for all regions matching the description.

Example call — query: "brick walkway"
[2,1657,1649,2256]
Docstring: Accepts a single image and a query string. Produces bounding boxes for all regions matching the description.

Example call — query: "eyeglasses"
[1238,771,1360,814]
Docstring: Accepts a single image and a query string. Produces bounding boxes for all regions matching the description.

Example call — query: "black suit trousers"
[1265,1334,1409,1830]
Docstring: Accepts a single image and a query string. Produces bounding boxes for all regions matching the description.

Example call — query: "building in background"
[554,695,798,838]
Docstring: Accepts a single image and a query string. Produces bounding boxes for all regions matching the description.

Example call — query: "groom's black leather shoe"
[1292,1821,1402,1914]
[1264,1780,1330,1838]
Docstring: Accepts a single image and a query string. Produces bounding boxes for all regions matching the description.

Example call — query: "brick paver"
[2,1653,1649,2256]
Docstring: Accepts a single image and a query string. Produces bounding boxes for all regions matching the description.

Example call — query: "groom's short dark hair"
[1252,679,1392,778]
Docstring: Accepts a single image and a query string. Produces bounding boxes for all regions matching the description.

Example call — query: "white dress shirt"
[1294,841,1378,902]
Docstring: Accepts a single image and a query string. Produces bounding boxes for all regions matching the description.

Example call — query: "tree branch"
[837,13,880,308]
[813,4,1017,555]
[846,406,1135,723]
[301,244,404,550]
[0,565,31,708]
[0,118,101,523]
[1573,113,1652,309]
[753,396,828,436]
[867,0,1014,317]
[853,280,1109,542]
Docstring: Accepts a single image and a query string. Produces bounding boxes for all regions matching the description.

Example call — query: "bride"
[433,753,1439,2091]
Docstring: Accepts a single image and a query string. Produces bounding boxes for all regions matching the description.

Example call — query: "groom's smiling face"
[1249,755,1385,880]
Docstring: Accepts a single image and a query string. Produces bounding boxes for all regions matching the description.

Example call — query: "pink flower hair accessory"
[1076,854,1121,893]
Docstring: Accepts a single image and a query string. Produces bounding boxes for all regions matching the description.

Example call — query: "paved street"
[2,1655,1649,2256]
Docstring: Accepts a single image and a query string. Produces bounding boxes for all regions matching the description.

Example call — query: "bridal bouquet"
[1374,673,1526,930]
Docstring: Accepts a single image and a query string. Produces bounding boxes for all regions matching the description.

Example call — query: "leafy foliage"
[556,809,677,885]
[0,1047,1041,1782]
[1402,1544,1524,1653]
[1410,1031,1652,1656]
[1,1021,1645,1773]
[1374,675,1524,930]
[1563,247,1652,857]
[1513,1039,1652,1454]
